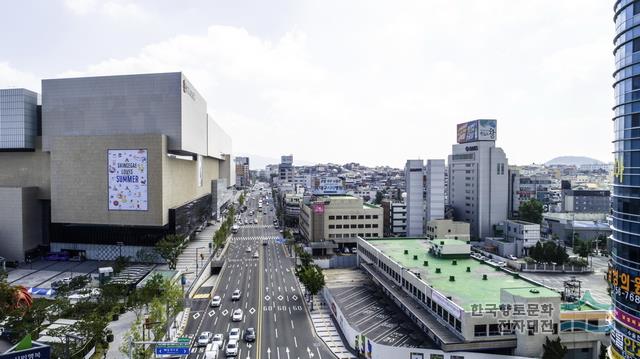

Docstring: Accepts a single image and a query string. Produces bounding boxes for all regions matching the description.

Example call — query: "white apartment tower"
[425,159,445,222]
[448,120,508,240]
[404,159,424,237]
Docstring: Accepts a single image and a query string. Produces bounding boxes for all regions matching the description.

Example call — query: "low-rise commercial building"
[390,202,407,237]
[561,189,610,213]
[299,195,382,255]
[426,219,470,241]
[504,220,540,257]
[357,237,610,358]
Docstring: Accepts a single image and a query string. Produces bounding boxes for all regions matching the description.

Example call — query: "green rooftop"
[369,239,559,311]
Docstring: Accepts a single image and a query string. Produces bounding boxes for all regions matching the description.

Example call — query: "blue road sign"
[275,238,286,244]
[155,346,190,355]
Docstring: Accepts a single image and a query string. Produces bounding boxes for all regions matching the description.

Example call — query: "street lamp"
[116,241,124,258]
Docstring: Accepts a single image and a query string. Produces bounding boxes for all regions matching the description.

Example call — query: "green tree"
[297,250,313,268]
[519,199,544,224]
[574,239,592,258]
[298,265,325,311]
[542,336,568,359]
[374,191,383,205]
[239,193,245,206]
[154,235,185,270]
[554,244,569,265]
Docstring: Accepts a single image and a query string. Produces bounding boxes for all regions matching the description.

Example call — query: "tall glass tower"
[612,2,640,357]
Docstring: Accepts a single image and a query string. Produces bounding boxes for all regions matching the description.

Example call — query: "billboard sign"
[457,119,497,144]
[312,203,325,214]
[108,149,148,211]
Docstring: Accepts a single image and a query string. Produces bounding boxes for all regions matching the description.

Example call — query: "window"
[372,215,379,219]
[365,224,371,228]
[329,216,335,220]
[489,324,500,336]
[372,224,378,228]
[358,224,364,228]
[351,215,357,220]
[474,324,487,337]
[336,215,342,220]
[358,215,364,219]
[365,215,371,219]
[336,224,342,229]
[351,224,357,228]
[329,225,335,229]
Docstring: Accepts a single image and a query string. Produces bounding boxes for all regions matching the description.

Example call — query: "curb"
[175,308,190,338]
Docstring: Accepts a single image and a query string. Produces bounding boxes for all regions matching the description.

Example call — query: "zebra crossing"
[238,224,273,229]
[232,236,280,241]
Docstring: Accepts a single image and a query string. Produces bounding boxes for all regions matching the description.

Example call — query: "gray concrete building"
[448,120,508,240]
[0,72,234,261]
[0,88,39,150]
[404,159,424,236]
[425,159,445,222]
[561,189,610,213]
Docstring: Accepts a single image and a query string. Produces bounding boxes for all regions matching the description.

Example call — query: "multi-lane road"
[183,187,335,359]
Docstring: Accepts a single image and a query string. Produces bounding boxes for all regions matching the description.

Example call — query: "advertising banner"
[457,119,497,144]
[477,119,497,141]
[108,149,148,211]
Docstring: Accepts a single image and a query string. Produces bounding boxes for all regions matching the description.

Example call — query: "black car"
[243,328,256,342]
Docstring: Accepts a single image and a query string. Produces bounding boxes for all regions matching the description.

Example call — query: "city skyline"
[0,0,613,168]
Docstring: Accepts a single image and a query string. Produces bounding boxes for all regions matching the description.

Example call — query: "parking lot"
[329,284,437,348]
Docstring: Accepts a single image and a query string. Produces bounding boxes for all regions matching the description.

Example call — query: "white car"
[210,295,221,307]
[232,308,243,322]
[228,328,240,342]
[197,331,213,346]
[205,343,220,359]
[211,333,224,348]
[226,340,238,357]
[254,219,258,224]
[495,261,507,267]
[245,247,252,253]
[253,252,259,259]
[508,255,518,260]
[231,289,241,301]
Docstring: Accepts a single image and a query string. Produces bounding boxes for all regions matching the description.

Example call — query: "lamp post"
[116,241,124,258]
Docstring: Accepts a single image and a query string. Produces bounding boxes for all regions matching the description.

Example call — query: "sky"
[0,0,615,168]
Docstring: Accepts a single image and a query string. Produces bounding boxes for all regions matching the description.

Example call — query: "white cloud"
[0,63,40,91]
[18,1,617,166]
[64,0,148,20]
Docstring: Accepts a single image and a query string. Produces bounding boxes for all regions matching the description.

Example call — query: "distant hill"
[236,153,315,170]
[545,156,605,166]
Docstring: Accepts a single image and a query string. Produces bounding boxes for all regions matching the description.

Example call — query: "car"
[228,328,240,342]
[225,340,238,356]
[244,328,256,342]
[210,295,221,307]
[253,252,259,259]
[204,343,220,359]
[508,255,518,260]
[350,247,358,254]
[51,277,73,289]
[254,219,258,224]
[232,308,243,321]
[245,247,252,253]
[231,289,241,301]
[279,229,284,233]
[197,331,213,346]
[211,333,224,348]
[495,261,507,267]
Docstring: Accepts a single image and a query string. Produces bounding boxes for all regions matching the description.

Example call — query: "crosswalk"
[232,236,280,241]
[237,224,274,228]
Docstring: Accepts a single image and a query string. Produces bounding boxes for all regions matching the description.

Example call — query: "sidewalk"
[105,310,136,359]
[309,294,356,359]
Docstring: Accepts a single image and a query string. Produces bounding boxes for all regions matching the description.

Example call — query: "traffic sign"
[155,346,190,355]
[178,337,190,343]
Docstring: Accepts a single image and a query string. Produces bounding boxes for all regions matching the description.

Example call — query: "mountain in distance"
[545,156,605,166]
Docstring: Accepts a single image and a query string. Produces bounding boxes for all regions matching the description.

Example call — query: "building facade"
[425,219,470,241]
[404,159,425,236]
[235,156,250,188]
[299,195,383,255]
[0,88,39,151]
[279,155,294,183]
[448,120,508,240]
[425,159,446,222]
[391,202,407,236]
[0,72,234,261]
[504,220,540,257]
[561,189,610,213]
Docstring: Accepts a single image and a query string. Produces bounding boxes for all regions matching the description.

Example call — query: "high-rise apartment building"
[610,3,640,357]
[448,120,508,240]
[404,159,424,236]
[425,159,445,222]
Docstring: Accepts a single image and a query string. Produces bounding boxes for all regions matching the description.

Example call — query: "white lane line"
[275,328,278,339]
[294,336,297,348]
[274,313,277,322]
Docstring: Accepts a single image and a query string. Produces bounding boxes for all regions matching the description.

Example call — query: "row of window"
[329,214,379,220]
[328,233,379,239]
[329,223,379,229]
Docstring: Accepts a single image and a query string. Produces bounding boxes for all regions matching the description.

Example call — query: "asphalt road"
[183,187,335,359]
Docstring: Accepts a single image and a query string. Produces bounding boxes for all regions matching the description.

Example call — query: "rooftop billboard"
[456,119,497,144]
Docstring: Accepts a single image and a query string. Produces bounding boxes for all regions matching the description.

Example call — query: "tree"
[239,193,245,206]
[542,336,568,359]
[297,251,313,268]
[519,199,544,224]
[155,235,185,270]
[553,244,569,265]
[374,191,383,205]
[298,265,325,311]
[574,239,592,258]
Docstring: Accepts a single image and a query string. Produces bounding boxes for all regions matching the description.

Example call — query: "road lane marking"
[291,320,294,329]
